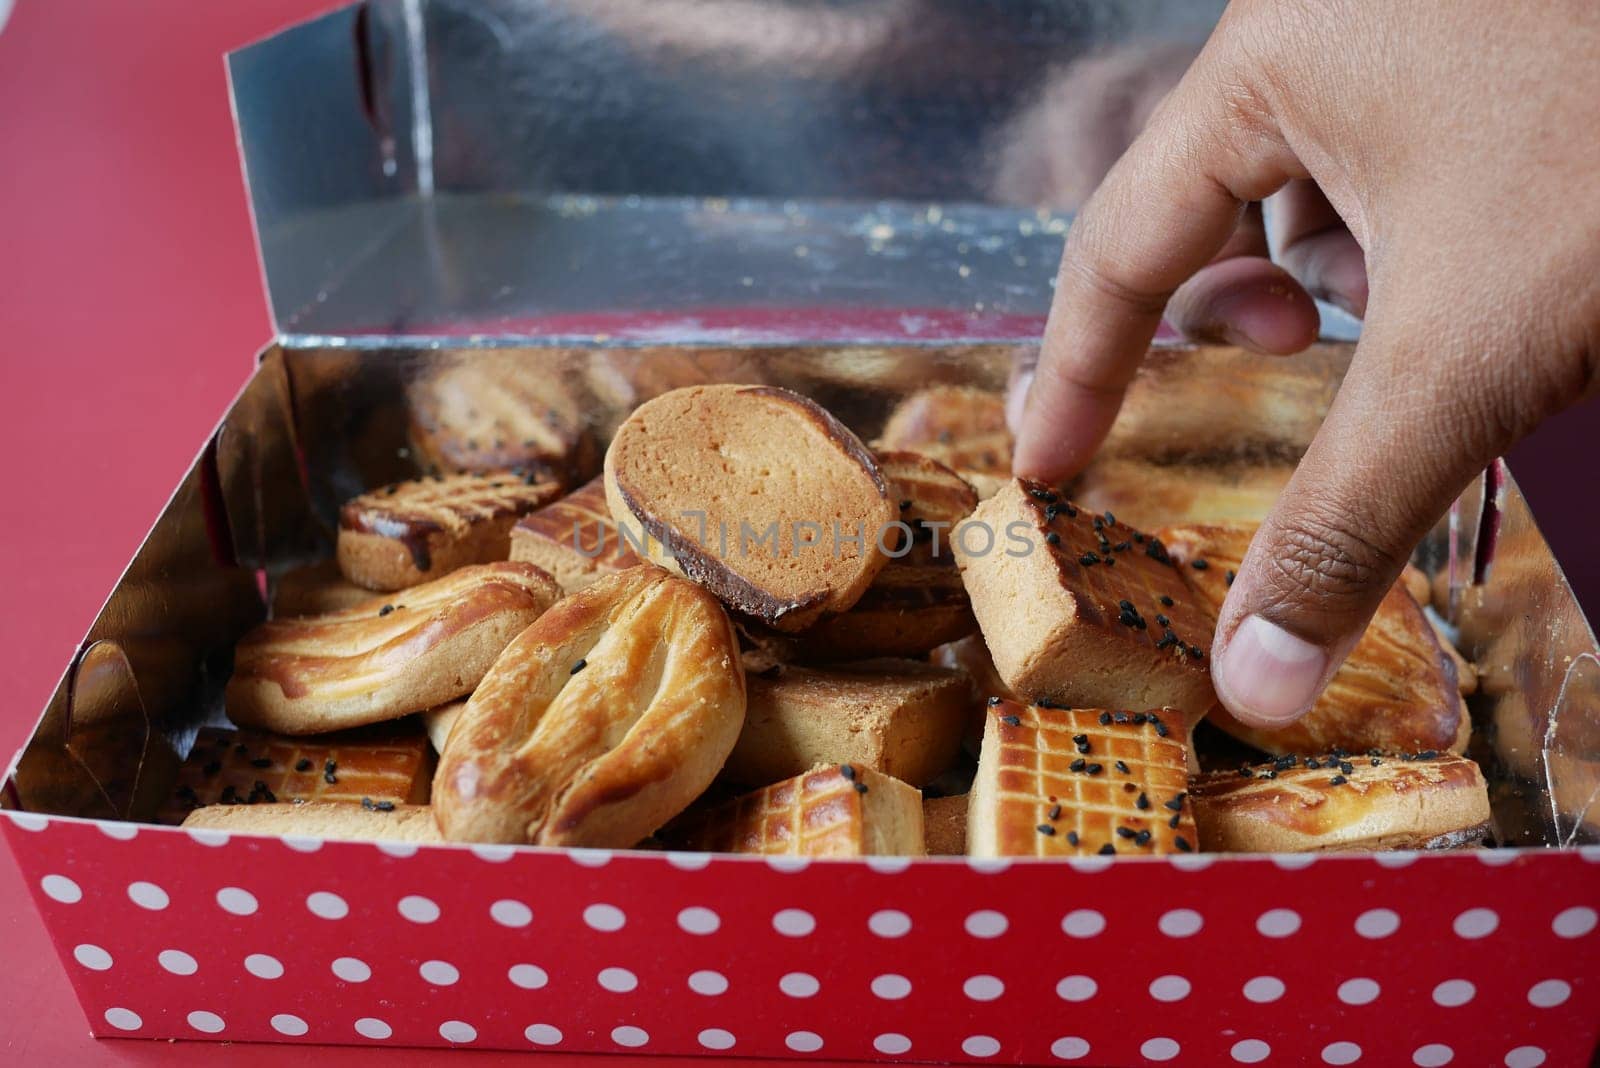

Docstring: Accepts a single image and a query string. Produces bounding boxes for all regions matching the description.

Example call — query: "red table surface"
[2,2,1596,1065]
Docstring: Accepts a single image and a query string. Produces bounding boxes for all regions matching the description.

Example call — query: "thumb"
[1209,319,1512,729]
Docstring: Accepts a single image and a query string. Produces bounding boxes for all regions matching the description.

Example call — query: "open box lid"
[228,0,1360,347]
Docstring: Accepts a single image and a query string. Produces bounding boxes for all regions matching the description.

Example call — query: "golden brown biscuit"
[182,801,443,843]
[969,701,1195,857]
[433,565,746,847]
[508,476,642,594]
[271,560,376,618]
[338,472,562,592]
[1070,457,1294,530]
[756,451,979,660]
[157,724,434,824]
[931,633,1017,754]
[406,351,597,486]
[954,481,1217,718]
[227,562,561,735]
[604,385,896,632]
[724,659,972,788]
[671,765,924,857]
[422,699,467,755]
[878,385,1012,488]
[1190,752,1490,852]
[1156,523,1470,755]
[923,792,969,855]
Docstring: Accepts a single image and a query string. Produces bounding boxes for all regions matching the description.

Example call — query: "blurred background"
[2,1,1596,1060]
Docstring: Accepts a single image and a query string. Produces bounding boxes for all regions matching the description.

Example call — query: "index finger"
[1012,62,1299,482]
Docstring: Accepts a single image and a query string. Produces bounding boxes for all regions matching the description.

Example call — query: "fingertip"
[1212,613,1330,728]
[1169,258,1320,355]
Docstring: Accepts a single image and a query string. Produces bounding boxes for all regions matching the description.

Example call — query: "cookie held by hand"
[433,565,746,847]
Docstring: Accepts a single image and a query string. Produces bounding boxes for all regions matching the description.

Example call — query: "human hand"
[1010,0,1600,729]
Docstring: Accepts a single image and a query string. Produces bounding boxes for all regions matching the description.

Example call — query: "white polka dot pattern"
[772,908,815,936]
[1232,1039,1271,1063]
[962,1035,1000,1057]
[1527,979,1571,1008]
[1148,975,1190,1002]
[1061,909,1105,938]
[963,909,1008,938]
[1337,978,1381,1006]
[608,1023,646,1048]
[875,1033,912,1054]
[1322,1041,1363,1064]
[676,906,719,934]
[689,970,727,996]
[397,894,440,923]
[244,953,283,980]
[331,957,371,983]
[597,966,636,992]
[1051,1036,1091,1060]
[1243,976,1285,1003]
[127,881,168,910]
[1141,1037,1180,1061]
[439,1020,477,1043]
[507,964,548,990]
[1055,975,1097,1002]
[305,891,347,920]
[73,944,112,971]
[698,1027,735,1050]
[490,899,532,928]
[1452,908,1499,939]
[215,887,257,916]
[102,1008,142,1032]
[1158,908,1203,937]
[785,1030,822,1053]
[13,816,1596,1061]
[868,909,911,937]
[963,975,1004,1001]
[1552,906,1596,939]
[158,949,197,976]
[779,972,819,998]
[525,1023,562,1046]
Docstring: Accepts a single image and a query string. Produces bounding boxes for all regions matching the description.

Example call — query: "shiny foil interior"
[4,341,1595,850]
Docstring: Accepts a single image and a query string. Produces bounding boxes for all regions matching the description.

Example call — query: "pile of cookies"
[173,372,1493,858]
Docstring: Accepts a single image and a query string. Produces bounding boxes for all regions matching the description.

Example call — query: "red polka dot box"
[5,6,1600,1064]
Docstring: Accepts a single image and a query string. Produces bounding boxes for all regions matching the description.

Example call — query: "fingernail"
[1214,615,1328,726]
[1005,370,1034,435]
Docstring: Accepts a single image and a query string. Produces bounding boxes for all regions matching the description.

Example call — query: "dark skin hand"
[1011,0,1600,729]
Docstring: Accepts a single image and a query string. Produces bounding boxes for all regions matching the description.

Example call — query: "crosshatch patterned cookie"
[508,476,642,594]
[1157,523,1471,756]
[670,764,924,857]
[954,480,1217,719]
[1191,751,1491,852]
[155,725,434,824]
[405,351,598,486]
[227,562,562,735]
[969,701,1196,858]
[338,472,563,591]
